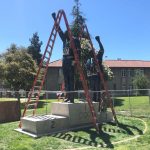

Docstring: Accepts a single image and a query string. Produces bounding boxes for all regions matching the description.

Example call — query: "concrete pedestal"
[21,115,69,136]
[16,102,114,137]
[51,102,99,126]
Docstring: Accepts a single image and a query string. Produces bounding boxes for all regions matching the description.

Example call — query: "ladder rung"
[34,86,40,89]
[44,56,49,60]
[42,63,47,67]
[37,80,42,82]
[28,103,36,106]
[43,60,47,63]
[40,71,45,75]
[32,90,39,93]
[26,109,35,112]
[50,39,54,42]
[39,74,45,78]
[48,45,52,49]
[37,76,43,80]
[46,51,51,55]
[42,65,47,68]
[52,33,55,37]
[30,97,37,100]
[40,68,45,71]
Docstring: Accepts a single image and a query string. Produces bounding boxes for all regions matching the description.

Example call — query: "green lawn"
[113,96,150,117]
[0,98,18,101]
[0,116,149,150]
[0,96,150,149]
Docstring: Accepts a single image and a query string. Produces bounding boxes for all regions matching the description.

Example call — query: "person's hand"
[95,36,100,42]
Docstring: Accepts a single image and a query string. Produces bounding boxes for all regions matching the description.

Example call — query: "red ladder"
[19,10,100,132]
[19,11,62,128]
[60,10,99,132]
[81,25,118,124]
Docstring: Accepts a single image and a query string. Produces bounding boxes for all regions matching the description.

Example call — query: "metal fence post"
[128,89,133,116]
[149,89,150,105]
[17,91,21,118]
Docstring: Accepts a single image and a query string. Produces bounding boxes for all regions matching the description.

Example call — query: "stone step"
[21,114,69,136]
[17,102,114,137]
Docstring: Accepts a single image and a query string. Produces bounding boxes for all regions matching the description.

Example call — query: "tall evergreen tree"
[71,0,86,37]
[27,32,43,65]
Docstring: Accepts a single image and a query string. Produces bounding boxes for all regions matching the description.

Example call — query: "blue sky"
[0,0,150,61]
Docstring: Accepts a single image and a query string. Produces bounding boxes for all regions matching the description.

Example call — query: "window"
[129,85,133,90]
[130,69,134,77]
[135,69,144,76]
[122,85,126,90]
[121,69,126,77]
[140,69,144,75]
[122,77,126,84]
[128,69,131,77]
[113,84,116,90]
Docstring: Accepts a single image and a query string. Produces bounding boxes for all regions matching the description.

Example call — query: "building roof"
[48,59,150,68]
[104,60,150,68]
[48,59,62,67]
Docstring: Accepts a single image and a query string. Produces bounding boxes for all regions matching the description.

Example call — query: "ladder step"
[30,97,37,100]
[26,109,35,112]
[44,56,49,60]
[42,60,47,64]
[42,65,47,68]
[37,80,42,83]
[28,103,36,106]
[52,33,55,37]
[42,61,47,67]
[34,86,40,89]
[46,51,51,55]
[37,76,43,80]
[50,39,54,42]
[48,45,52,49]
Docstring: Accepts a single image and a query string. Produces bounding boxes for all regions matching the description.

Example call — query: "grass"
[114,96,150,117]
[0,96,150,149]
[0,116,148,150]
[0,98,18,101]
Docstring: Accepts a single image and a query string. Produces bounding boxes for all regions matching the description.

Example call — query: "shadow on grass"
[52,122,143,148]
[113,98,125,107]
[108,122,143,135]
[52,127,114,148]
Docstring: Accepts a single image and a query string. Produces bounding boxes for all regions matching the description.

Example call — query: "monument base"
[16,102,114,137]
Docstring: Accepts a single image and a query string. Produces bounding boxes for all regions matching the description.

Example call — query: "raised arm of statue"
[95,36,104,53]
[52,12,65,42]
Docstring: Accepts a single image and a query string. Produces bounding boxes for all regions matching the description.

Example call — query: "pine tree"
[27,32,43,65]
[71,0,89,90]
[71,0,86,37]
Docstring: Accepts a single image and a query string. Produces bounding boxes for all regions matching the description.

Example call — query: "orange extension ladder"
[80,25,118,124]
[19,9,117,131]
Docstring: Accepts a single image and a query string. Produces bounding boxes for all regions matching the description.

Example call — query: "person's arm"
[95,36,104,53]
[52,12,65,42]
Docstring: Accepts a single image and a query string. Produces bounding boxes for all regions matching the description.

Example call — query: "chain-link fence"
[0,89,150,118]
[110,89,150,118]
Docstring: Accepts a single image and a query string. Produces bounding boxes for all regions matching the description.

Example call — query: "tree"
[4,44,37,91]
[71,0,86,37]
[133,70,149,95]
[27,32,43,65]
[0,60,6,87]
[103,63,114,81]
